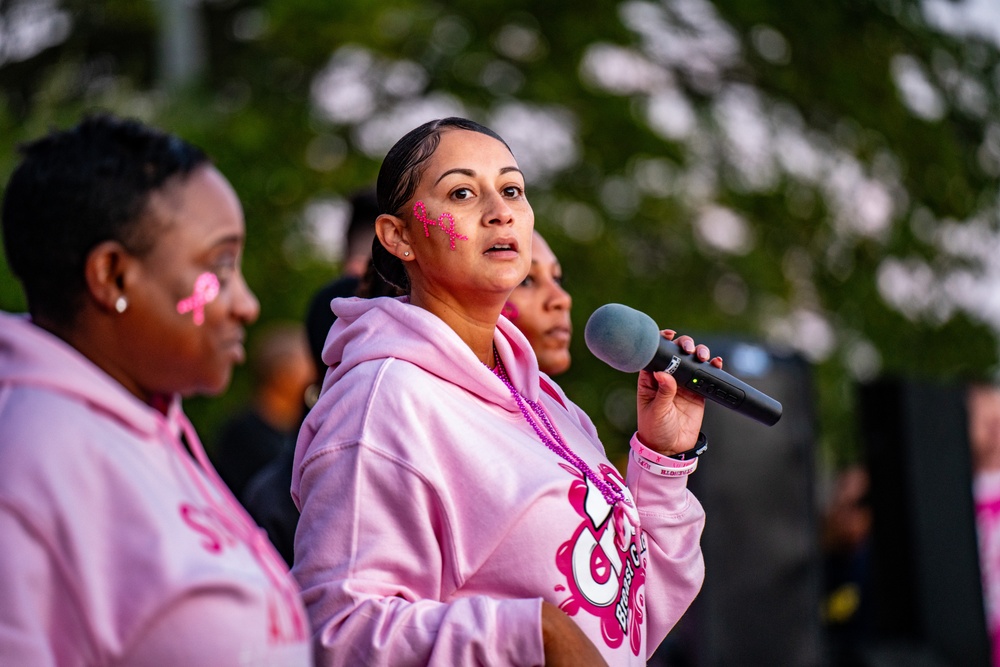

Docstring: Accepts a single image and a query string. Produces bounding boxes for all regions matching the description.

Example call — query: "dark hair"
[1,113,209,327]
[345,188,379,260]
[372,117,511,292]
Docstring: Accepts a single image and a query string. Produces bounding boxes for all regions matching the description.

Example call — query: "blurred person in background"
[212,320,315,500]
[0,114,310,664]
[291,116,721,666]
[821,463,874,665]
[968,382,1000,667]
[304,189,379,383]
[242,191,396,566]
[503,230,573,378]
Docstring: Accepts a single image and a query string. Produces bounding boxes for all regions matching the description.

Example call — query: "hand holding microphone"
[585,303,783,427]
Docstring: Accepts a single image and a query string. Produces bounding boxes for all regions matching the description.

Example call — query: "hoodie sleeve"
[292,439,545,667]
[624,435,706,658]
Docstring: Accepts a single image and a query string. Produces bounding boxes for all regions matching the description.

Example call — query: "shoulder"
[0,386,171,579]
[300,357,486,467]
[317,356,456,418]
[363,358,493,431]
[0,384,113,472]
[0,382,179,524]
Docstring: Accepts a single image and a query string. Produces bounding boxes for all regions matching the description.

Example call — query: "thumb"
[638,369,678,406]
[653,370,679,402]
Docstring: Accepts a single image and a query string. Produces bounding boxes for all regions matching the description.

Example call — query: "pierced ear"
[84,240,132,313]
[375,213,413,260]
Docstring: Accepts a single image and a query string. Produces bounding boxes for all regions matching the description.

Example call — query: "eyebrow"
[209,233,245,249]
[434,166,523,185]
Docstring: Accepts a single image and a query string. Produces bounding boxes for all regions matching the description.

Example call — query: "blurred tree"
[2,0,998,465]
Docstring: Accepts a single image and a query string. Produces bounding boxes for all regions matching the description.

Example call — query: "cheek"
[511,308,545,341]
[413,201,469,250]
[175,272,220,326]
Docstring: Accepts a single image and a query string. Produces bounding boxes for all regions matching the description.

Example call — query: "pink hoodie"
[976,469,1000,666]
[292,296,705,666]
[0,312,311,666]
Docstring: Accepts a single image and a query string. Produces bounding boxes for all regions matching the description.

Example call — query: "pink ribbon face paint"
[413,201,468,250]
[176,272,220,326]
[502,301,519,321]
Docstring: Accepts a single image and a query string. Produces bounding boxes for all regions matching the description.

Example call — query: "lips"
[545,326,572,344]
[484,237,519,255]
[224,332,247,363]
[230,342,247,364]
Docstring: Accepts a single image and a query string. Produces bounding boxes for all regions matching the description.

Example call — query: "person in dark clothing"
[304,189,379,380]
[213,321,315,499]
[246,190,397,565]
[242,443,299,565]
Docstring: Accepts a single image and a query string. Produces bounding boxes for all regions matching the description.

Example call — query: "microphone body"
[585,303,783,426]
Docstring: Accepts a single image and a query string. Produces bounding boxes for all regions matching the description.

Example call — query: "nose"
[482,189,514,226]
[545,279,571,312]
[232,272,260,325]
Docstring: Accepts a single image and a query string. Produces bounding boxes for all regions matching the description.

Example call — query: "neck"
[40,310,155,406]
[408,290,500,367]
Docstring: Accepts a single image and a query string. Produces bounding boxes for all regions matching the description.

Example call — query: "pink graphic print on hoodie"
[556,462,646,656]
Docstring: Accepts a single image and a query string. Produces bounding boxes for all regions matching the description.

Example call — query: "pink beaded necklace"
[491,354,626,507]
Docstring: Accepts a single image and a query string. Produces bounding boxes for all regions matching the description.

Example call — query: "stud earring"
[114,296,128,314]
[403,251,410,257]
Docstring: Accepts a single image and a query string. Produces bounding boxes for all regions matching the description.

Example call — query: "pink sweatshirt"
[291,296,705,666]
[0,312,311,666]
[976,469,1000,666]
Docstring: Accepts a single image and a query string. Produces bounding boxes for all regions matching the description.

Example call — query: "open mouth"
[485,239,518,255]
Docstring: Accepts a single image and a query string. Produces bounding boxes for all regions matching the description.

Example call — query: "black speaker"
[654,337,825,666]
[857,377,990,667]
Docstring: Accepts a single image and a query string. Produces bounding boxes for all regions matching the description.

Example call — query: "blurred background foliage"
[2,0,1000,470]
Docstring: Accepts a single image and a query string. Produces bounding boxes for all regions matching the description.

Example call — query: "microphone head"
[584,303,661,373]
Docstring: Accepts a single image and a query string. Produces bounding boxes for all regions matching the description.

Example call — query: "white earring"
[403,251,410,257]
[114,296,128,313]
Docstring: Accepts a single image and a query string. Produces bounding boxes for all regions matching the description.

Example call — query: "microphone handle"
[648,338,783,426]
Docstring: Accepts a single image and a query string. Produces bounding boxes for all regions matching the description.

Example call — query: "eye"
[213,254,238,284]
[553,274,564,287]
[451,187,474,201]
[519,275,536,288]
[502,185,523,198]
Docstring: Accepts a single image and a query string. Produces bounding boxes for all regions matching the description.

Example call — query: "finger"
[710,355,724,369]
[673,335,696,354]
[660,329,676,341]
[695,344,711,362]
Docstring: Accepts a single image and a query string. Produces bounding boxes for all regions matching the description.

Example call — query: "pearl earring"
[114,296,128,314]
[403,251,410,257]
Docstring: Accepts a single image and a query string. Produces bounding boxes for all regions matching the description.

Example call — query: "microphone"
[584,303,783,426]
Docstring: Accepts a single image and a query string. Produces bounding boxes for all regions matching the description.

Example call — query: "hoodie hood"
[0,311,174,438]
[321,296,543,408]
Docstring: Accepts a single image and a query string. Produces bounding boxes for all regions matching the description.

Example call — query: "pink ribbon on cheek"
[413,200,469,250]
[176,272,220,326]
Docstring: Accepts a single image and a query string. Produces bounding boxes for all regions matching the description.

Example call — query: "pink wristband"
[631,449,699,477]
[630,432,706,465]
